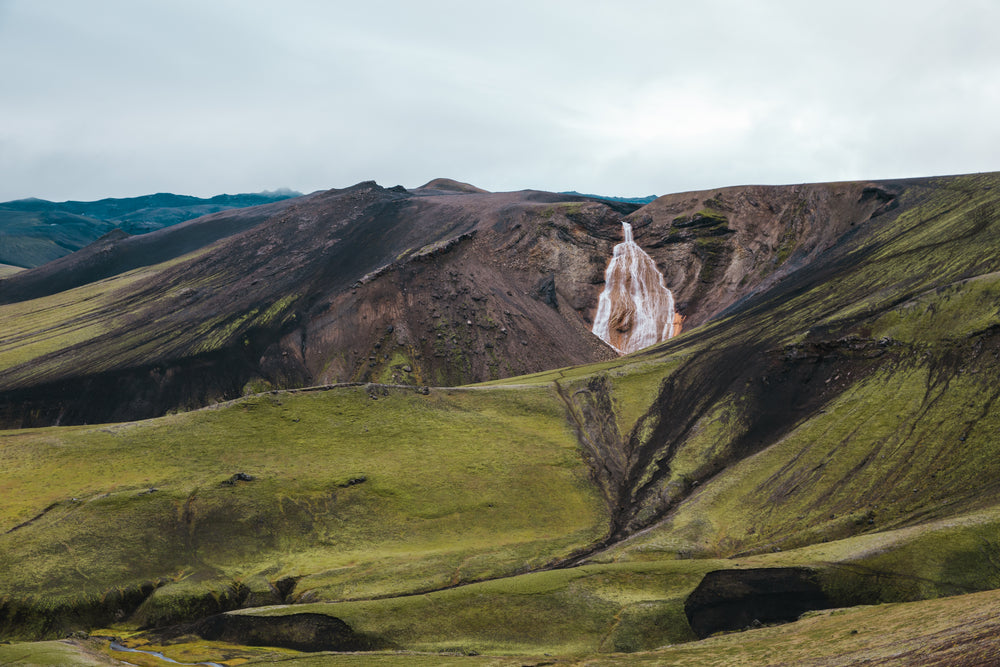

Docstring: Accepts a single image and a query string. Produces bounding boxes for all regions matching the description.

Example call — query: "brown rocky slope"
[0,177,902,427]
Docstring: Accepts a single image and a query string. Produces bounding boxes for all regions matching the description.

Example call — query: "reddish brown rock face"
[592,222,679,354]
[0,176,903,426]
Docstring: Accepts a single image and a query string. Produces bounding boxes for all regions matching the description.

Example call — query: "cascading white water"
[592,221,681,354]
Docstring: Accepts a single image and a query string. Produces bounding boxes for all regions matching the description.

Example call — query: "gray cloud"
[1,0,998,201]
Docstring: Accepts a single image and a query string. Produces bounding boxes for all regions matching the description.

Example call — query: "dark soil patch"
[684,567,832,638]
[191,612,384,652]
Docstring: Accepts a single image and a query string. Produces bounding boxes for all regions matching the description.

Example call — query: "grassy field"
[0,384,609,638]
[6,568,999,665]
[0,262,25,278]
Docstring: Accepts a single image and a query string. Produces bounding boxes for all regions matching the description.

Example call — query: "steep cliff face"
[627,180,901,328]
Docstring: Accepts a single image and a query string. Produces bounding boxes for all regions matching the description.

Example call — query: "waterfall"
[592,221,681,354]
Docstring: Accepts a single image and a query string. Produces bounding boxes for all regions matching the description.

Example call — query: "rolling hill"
[2,172,1000,665]
[0,190,301,270]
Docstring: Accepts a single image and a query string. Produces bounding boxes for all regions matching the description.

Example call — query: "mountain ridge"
[0,189,302,269]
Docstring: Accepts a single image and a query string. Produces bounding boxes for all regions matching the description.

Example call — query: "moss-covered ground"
[7,584,999,665]
[0,384,608,638]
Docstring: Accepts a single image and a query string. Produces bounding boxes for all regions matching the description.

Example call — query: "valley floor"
[4,587,1000,665]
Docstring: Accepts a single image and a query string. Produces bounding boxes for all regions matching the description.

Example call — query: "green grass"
[0,243,307,390]
[0,384,608,637]
[236,558,717,655]
[0,248,215,386]
[0,639,119,666]
[0,268,154,370]
[0,262,25,277]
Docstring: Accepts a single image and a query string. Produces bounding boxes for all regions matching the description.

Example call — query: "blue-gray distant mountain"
[561,191,658,205]
[0,190,301,268]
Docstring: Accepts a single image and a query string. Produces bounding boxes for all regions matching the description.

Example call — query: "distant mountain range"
[561,190,658,205]
[0,189,301,269]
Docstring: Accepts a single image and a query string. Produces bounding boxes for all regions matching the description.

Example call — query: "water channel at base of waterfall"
[110,640,225,667]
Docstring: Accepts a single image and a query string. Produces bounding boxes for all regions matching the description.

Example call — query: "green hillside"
[2,173,1000,664]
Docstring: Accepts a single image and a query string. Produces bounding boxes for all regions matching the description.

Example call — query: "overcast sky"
[1,0,998,202]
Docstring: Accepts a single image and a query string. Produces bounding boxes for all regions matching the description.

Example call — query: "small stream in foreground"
[110,641,225,667]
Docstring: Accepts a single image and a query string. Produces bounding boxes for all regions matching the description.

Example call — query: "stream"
[110,641,225,667]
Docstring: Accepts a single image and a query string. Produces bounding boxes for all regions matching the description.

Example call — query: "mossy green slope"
[0,384,608,638]
[0,639,120,666]
[8,586,1000,665]
[576,586,1000,666]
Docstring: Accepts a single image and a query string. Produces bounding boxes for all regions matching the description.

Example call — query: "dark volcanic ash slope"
[0,177,902,427]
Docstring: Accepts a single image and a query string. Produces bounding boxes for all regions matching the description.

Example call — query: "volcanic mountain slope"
[0,180,625,426]
[3,173,1000,666]
[0,176,898,427]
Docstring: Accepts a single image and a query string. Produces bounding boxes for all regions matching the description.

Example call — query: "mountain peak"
[415,178,489,193]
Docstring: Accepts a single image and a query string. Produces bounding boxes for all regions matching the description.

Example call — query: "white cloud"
[1,0,999,200]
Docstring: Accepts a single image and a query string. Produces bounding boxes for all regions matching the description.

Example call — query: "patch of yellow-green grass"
[135,642,530,666]
[0,262,25,278]
[0,639,119,666]
[103,633,305,666]
[235,558,720,656]
[0,384,609,637]
[0,271,148,370]
[571,587,1000,666]
[604,358,1000,562]
[0,247,212,380]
